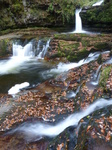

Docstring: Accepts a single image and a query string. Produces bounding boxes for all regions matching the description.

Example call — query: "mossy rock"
[0,39,12,57]
[80,1,112,31]
[99,65,112,90]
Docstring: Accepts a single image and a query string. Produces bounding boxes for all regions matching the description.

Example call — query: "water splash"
[9,98,112,141]
[92,0,104,6]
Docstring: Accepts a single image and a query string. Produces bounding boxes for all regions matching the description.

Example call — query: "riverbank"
[0,30,112,149]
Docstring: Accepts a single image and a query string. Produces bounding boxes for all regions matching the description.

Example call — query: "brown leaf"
[62,91,66,97]
[87,125,91,132]
[57,143,64,150]
[63,81,67,87]
[106,131,112,141]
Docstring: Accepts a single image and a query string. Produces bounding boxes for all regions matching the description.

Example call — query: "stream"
[0,39,54,93]
[0,37,111,149]
[0,0,112,149]
[6,98,112,142]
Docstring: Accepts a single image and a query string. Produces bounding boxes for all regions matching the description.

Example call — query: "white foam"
[13,43,34,57]
[49,52,100,74]
[8,82,30,95]
[0,56,30,75]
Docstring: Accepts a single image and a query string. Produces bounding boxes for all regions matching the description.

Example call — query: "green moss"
[82,40,90,47]
[0,39,10,56]
[95,42,111,50]
[54,34,82,41]
[81,1,112,29]
[110,50,112,56]
[99,65,112,90]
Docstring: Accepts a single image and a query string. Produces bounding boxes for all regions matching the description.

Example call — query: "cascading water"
[8,98,112,142]
[92,0,104,6]
[73,8,85,33]
[86,51,111,88]
[37,39,50,59]
[0,38,52,93]
[0,39,50,75]
[13,42,34,57]
[46,51,102,74]
[90,65,102,86]
[75,9,82,32]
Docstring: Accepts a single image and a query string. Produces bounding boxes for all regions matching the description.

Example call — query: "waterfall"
[8,98,112,142]
[92,0,104,6]
[0,39,50,75]
[13,42,34,57]
[13,39,50,59]
[75,9,82,32]
[37,39,50,59]
[72,8,85,33]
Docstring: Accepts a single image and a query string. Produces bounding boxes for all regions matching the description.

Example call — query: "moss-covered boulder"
[99,64,112,92]
[47,33,112,62]
[0,39,12,57]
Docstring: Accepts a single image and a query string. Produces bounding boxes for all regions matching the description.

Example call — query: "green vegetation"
[0,0,98,31]
[50,33,112,62]
[95,42,111,50]
[99,65,112,90]
[47,0,98,23]
[0,39,10,56]
[81,0,112,30]
[110,50,112,56]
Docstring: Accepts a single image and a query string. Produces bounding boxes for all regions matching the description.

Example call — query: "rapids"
[7,98,112,142]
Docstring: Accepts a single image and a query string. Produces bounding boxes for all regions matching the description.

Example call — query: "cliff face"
[0,0,111,32]
[0,0,100,31]
[0,0,75,31]
[80,0,112,32]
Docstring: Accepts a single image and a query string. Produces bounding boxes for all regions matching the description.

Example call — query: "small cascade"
[13,38,50,59]
[13,42,34,57]
[37,39,50,59]
[86,65,102,89]
[94,65,102,80]
[91,65,102,86]
[8,98,112,142]
[92,0,104,6]
[48,51,101,74]
[0,39,50,75]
